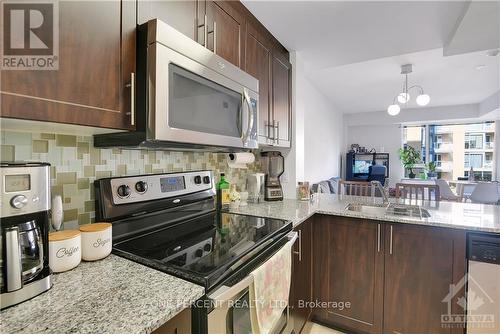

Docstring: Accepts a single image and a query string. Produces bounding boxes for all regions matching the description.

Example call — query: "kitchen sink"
[345,203,431,219]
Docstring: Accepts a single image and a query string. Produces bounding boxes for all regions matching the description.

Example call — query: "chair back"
[368,165,387,184]
[395,183,440,202]
[338,180,375,197]
[469,183,499,204]
[435,179,460,201]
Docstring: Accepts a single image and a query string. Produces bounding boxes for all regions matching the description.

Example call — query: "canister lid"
[49,230,80,241]
[79,223,112,233]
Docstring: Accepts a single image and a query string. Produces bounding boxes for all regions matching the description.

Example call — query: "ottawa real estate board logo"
[1,0,59,70]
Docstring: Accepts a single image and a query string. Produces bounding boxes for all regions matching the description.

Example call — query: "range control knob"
[203,176,211,184]
[117,185,131,198]
[135,181,148,193]
[195,248,204,257]
[10,195,28,209]
[204,243,212,252]
[194,175,202,185]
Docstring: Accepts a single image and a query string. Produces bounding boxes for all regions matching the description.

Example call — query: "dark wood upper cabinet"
[290,217,313,334]
[313,215,384,334]
[244,23,272,142]
[137,1,197,40]
[383,224,466,334]
[272,54,291,147]
[1,0,136,129]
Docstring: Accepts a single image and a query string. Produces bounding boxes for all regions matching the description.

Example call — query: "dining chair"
[338,180,375,197]
[469,183,500,204]
[435,179,461,202]
[395,183,440,202]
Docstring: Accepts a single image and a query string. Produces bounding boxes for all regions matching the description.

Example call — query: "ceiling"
[242,1,500,114]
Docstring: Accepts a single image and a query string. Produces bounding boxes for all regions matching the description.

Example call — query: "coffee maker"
[1,162,52,309]
[260,152,284,201]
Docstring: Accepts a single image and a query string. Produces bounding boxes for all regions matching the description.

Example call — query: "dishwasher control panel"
[468,233,500,265]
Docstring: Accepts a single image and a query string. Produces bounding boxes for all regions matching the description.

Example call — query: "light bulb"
[416,94,430,106]
[387,104,400,116]
[397,93,410,104]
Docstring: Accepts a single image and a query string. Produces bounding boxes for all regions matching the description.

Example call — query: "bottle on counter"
[216,173,231,210]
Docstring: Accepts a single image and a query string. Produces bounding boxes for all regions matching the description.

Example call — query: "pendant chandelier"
[387,64,430,116]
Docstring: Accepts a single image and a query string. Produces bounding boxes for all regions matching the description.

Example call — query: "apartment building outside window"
[403,122,495,181]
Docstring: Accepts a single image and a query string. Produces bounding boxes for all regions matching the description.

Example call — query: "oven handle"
[241,88,254,144]
[208,231,298,302]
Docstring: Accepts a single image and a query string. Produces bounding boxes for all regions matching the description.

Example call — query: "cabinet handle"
[293,229,302,262]
[204,14,208,48]
[125,72,135,126]
[377,224,381,253]
[389,225,393,255]
[213,21,217,55]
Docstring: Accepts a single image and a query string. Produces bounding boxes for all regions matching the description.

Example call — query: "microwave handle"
[5,227,23,292]
[242,89,254,144]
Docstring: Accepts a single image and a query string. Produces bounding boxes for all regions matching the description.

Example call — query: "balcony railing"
[434,142,453,152]
[436,161,453,172]
[485,142,494,149]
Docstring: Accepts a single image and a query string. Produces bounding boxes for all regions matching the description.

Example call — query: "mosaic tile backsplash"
[1,130,261,229]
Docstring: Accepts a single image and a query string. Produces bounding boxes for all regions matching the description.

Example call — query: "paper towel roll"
[228,152,255,169]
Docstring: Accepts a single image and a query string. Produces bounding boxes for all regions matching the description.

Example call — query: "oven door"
[206,232,297,334]
[149,43,258,149]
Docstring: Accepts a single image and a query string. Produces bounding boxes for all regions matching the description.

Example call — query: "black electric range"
[94,170,292,292]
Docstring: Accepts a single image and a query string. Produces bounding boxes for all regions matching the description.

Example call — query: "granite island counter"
[227,194,500,234]
[1,254,204,334]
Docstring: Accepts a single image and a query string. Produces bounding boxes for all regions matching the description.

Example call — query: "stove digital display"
[160,176,185,192]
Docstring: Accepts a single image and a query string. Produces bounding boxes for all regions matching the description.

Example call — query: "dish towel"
[249,240,293,334]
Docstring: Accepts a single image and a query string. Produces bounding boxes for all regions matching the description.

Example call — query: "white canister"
[49,230,81,273]
[79,223,112,261]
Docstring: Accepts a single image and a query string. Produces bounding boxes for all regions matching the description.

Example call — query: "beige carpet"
[301,322,345,334]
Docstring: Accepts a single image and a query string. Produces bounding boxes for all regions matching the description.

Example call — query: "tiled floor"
[301,322,345,334]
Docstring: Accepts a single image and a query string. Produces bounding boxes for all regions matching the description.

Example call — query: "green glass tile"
[77,178,89,189]
[116,164,127,176]
[64,198,71,204]
[112,148,122,154]
[77,142,89,155]
[63,209,78,222]
[78,213,90,225]
[90,147,102,165]
[32,140,49,153]
[84,200,95,213]
[41,133,56,140]
[1,145,15,161]
[95,171,112,179]
[55,134,77,147]
[51,185,63,197]
[83,165,95,177]
[56,172,76,185]
[145,164,152,173]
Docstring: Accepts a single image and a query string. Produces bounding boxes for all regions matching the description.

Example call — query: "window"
[464,153,483,168]
[465,134,483,149]
[403,125,426,163]
[465,171,492,181]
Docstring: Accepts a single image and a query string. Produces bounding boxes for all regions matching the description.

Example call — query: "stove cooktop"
[112,212,292,290]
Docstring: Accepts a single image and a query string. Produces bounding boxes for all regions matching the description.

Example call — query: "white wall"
[280,51,344,198]
[346,124,403,187]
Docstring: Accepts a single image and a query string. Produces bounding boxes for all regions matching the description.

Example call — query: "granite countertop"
[228,194,500,233]
[1,254,204,334]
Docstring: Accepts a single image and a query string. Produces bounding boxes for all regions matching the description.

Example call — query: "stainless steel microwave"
[95,19,259,151]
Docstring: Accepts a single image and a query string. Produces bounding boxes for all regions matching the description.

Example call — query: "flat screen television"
[353,160,373,174]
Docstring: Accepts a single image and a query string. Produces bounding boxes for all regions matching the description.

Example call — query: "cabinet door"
[383,224,466,334]
[138,0,197,40]
[204,1,244,68]
[272,54,291,147]
[290,218,313,334]
[1,0,135,129]
[245,23,272,143]
[313,216,384,334]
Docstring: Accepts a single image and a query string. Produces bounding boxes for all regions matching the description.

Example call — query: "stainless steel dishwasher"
[467,233,500,334]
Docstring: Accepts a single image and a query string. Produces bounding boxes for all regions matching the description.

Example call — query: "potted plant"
[398,146,420,179]
[426,161,437,179]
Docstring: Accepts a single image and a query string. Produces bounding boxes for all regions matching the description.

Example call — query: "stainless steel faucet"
[371,181,389,204]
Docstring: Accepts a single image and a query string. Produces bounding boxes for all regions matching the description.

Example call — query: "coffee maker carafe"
[260,152,284,201]
[1,162,52,309]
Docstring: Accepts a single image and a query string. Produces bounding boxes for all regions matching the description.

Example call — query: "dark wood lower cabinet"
[290,217,313,334]
[312,215,384,334]
[383,223,466,334]
[310,215,466,334]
